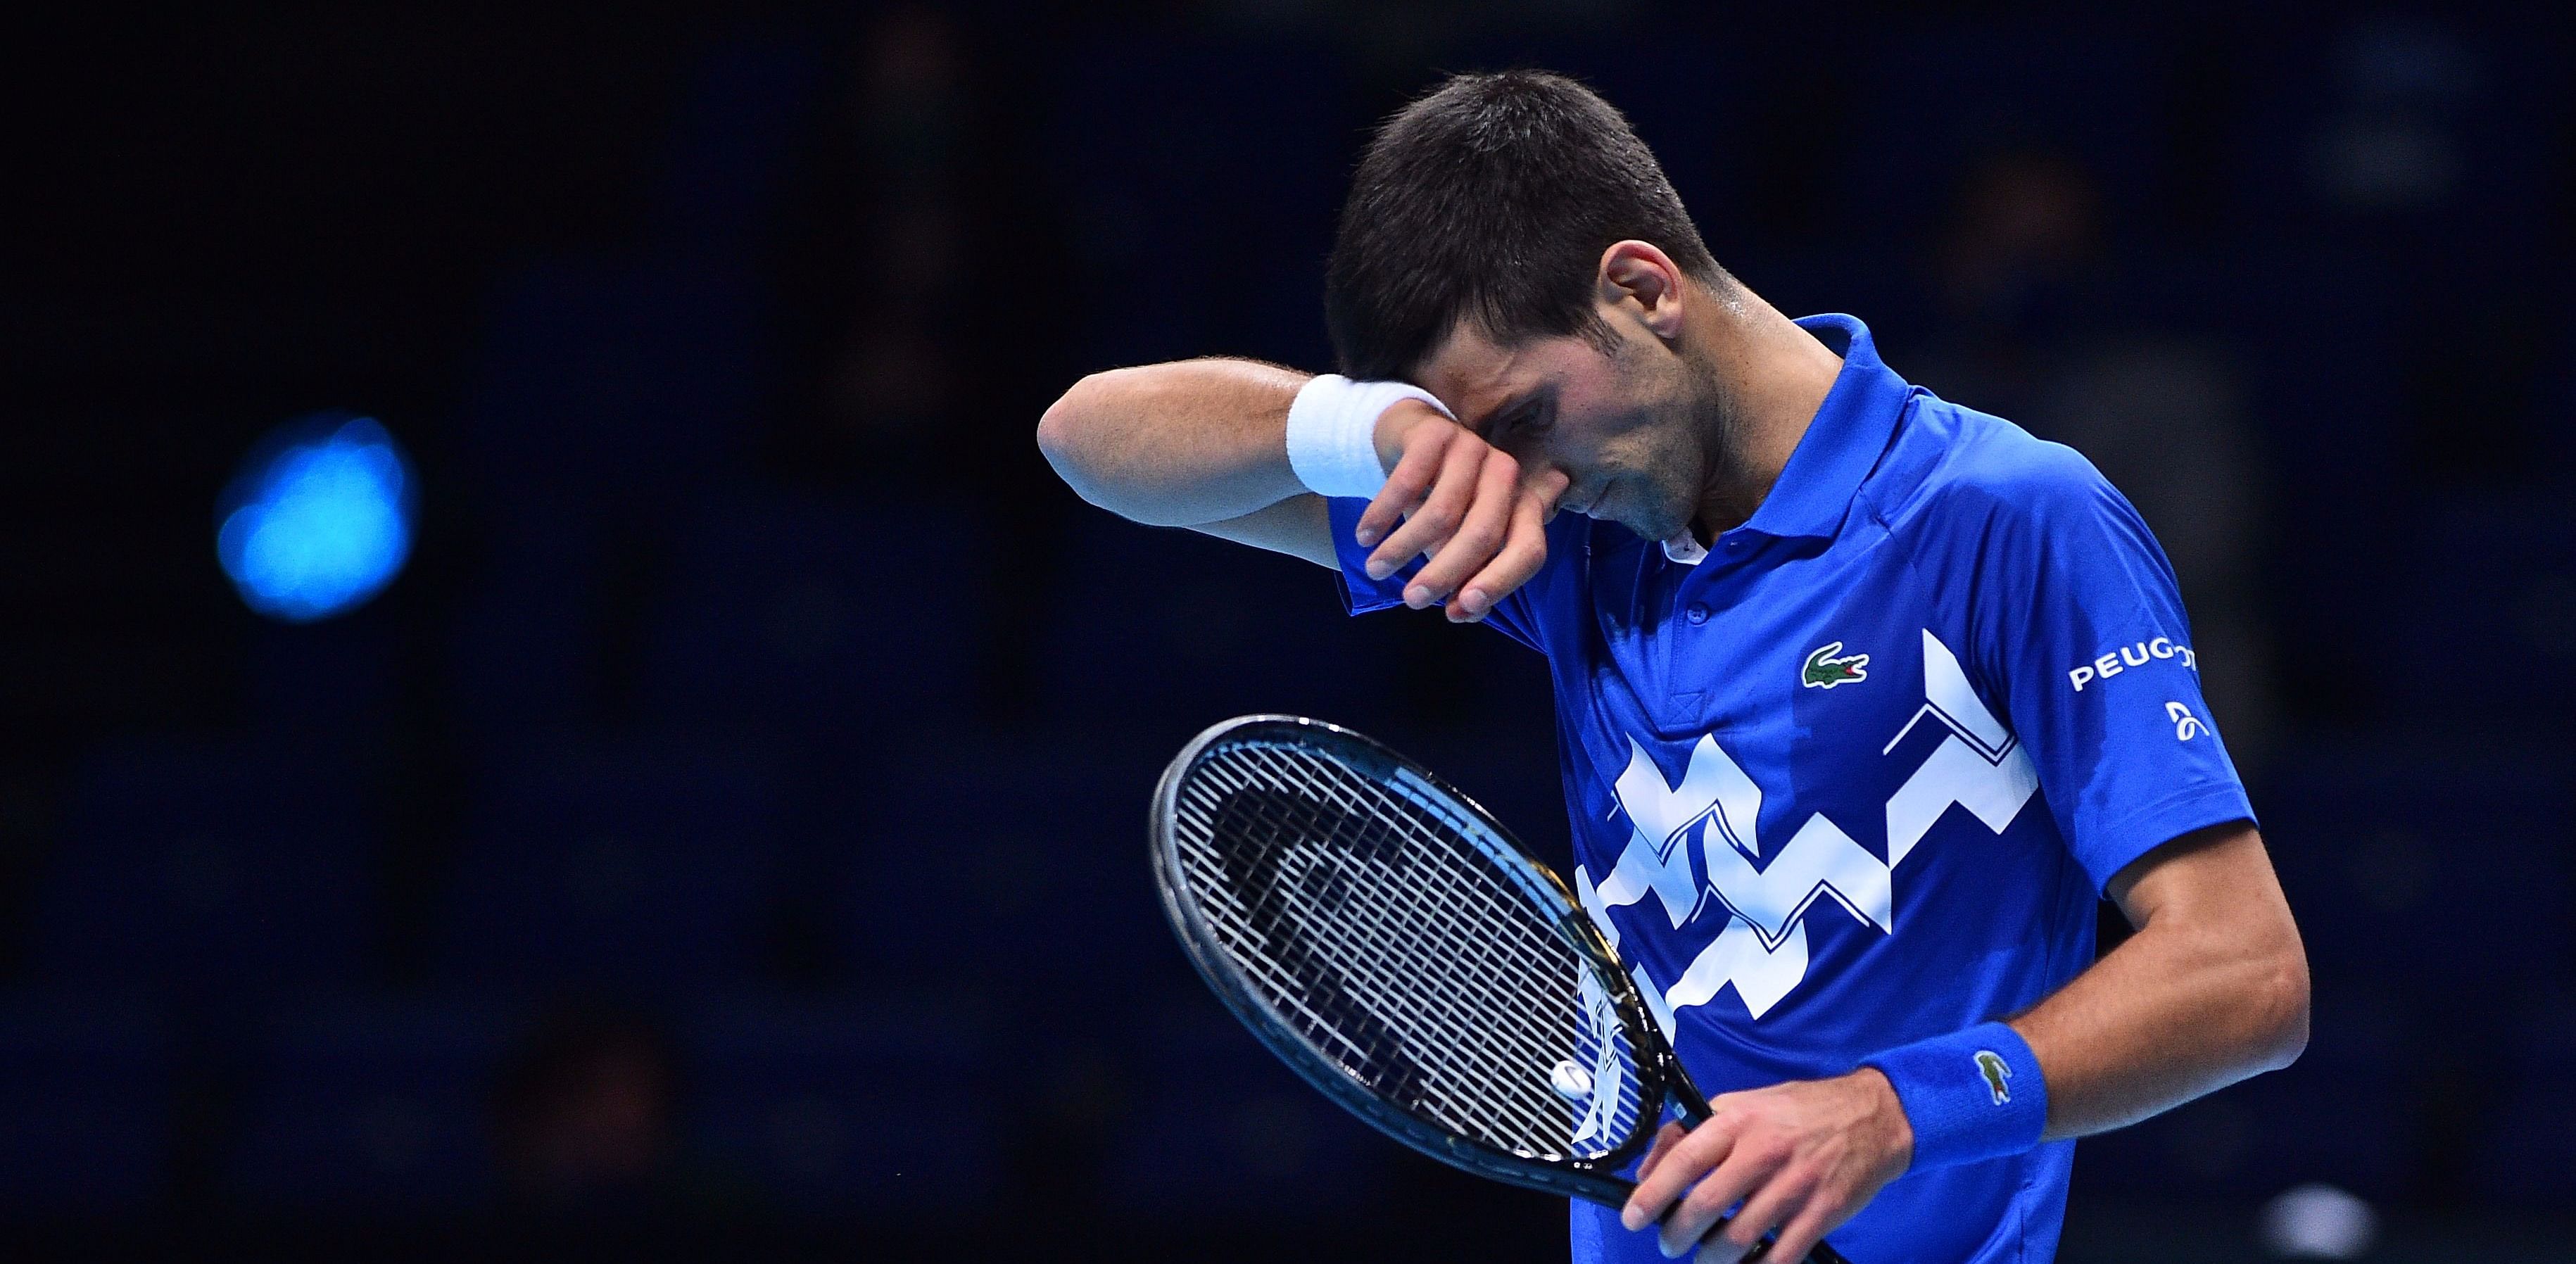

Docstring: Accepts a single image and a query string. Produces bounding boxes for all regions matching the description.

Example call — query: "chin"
[1622,505,1689,543]
[1615,516,1676,543]
[1591,485,1684,543]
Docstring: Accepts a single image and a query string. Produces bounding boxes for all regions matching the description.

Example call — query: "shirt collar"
[1661,313,1909,564]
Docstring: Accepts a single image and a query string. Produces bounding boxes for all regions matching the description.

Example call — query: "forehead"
[1413,324,1600,425]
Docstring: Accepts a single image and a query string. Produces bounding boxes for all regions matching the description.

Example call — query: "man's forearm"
[1037,356,1561,612]
[1035,358,1311,527]
[2010,823,2310,1139]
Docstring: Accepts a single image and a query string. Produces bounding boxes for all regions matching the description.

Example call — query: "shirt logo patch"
[1975,1049,2013,1104]
[1800,642,1870,689]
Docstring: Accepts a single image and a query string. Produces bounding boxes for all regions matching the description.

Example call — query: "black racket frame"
[1150,714,1712,1208]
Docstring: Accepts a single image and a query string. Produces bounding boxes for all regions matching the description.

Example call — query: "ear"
[1596,240,1687,341]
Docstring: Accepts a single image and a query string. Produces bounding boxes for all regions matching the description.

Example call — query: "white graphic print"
[1565,968,1627,1148]
[1572,865,1682,1042]
[1586,735,1883,1020]
[1882,630,2042,868]
[1577,630,2040,1021]
[2164,702,2204,741]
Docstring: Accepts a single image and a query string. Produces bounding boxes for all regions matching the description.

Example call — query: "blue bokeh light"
[216,414,417,622]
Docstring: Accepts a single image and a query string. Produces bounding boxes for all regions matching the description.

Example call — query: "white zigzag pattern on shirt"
[1883,630,2041,868]
[1577,630,2040,1021]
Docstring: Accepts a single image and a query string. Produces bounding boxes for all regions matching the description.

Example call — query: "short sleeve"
[1322,496,1551,653]
[1961,446,2256,892]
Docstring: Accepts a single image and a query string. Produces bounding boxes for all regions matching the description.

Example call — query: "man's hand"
[1352,400,1569,622]
[1620,1070,1913,1263]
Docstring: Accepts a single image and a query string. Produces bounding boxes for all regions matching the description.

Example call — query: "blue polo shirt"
[1327,315,2254,1264]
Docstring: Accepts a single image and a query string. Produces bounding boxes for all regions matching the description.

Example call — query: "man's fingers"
[1621,1113,1736,1232]
[1452,469,1555,621]
[1694,1233,1744,1264]
[1635,1121,1688,1182]
[1661,1145,1784,1258]
[1524,465,1572,520]
[1703,1167,1809,1263]
[1353,419,1451,559]
[1641,1075,1898,1262]
[1368,431,1484,595]
[1757,1201,1842,1264]
[1412,447,1520,612]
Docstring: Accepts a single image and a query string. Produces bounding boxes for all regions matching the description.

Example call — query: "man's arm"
[1034,358,1566,619]
[2018,820,2309,1137]
[1622,821,2309,1263]
[1035,358,1320,545]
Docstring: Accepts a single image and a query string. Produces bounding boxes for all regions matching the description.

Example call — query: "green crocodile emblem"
[1974,1049,2012,1105]
[1801,642,1869,689]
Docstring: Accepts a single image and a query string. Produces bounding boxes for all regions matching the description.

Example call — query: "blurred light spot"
[2261,1183,2379,1259]
[217,414,415,622]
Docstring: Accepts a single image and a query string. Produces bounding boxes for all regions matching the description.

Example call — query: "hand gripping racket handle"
[1659,1208,1852,1264]
[1634,1190,1853,1263]
[1646,1095,1855,1264]
[1615,1052,1850,1262]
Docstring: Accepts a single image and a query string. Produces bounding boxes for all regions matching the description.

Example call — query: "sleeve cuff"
[2078,780,2259,895]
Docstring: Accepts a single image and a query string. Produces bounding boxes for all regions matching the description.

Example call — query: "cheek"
[1596,413,1679,474]
[1548,391,1655,467]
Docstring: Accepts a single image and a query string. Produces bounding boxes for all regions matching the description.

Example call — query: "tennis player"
[1037,72,2306,1264]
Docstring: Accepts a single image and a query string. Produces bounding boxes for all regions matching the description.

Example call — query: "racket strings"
[1170,739,1646,1160]
[1204,745,1641,1156]
[1178,750,1543,1111]
[1230,744,1570,1120]
[1180,769,1572,1151]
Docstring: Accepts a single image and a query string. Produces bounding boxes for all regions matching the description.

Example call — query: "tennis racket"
[1150,714,1852,1264]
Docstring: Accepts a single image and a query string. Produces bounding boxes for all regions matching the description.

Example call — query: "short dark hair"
[1325,70,1727,380]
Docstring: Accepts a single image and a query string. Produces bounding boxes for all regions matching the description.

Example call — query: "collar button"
[1685,602,1712,626]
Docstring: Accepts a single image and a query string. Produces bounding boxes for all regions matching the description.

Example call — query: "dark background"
[4,3,2573,1260]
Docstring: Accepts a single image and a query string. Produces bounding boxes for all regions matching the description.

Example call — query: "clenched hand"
[1622,1070,1913,1263]
[1353,399,1569,622]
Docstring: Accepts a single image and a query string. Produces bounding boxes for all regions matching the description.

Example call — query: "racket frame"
[1149,713,1711,1208]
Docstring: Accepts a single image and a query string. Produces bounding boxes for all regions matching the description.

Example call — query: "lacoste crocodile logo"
[1974,1049,2012,1105]
[1801,642,1869,689]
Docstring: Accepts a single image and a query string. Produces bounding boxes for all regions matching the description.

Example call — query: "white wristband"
[1283,374,1454,500]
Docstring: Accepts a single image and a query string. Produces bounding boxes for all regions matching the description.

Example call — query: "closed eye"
[1483,393,1553,445]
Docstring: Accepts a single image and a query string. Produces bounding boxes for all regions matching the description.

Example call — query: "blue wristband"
[1859,1021,2047,1170]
